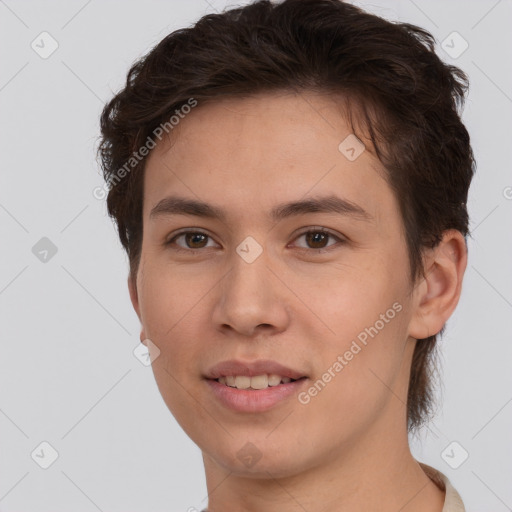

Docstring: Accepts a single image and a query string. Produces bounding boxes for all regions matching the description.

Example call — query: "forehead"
[142,91,397,226]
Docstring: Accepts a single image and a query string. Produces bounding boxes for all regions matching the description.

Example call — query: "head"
[98,0,474,475]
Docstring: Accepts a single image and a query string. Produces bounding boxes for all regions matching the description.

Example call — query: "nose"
[211,249,290,338]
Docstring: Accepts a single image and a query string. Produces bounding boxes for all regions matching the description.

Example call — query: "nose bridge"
[212,241,289,336]
[227,231,270,296]
[224,246,272,313]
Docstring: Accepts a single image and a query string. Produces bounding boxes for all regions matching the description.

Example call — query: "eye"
[166,230,218,253]
[165,227,346,255]
[290,227,345,253]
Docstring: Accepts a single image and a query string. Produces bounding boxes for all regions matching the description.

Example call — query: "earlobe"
[408,230,467,340]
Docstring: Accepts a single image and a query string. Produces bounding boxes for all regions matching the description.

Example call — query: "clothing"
[200,462,465,512]
[419,462,466,512]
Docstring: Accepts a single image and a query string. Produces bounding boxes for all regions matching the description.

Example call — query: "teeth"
[268,374,282,386]
[217,374,297,389]
[245,375,266,389]
[235,376,251,389]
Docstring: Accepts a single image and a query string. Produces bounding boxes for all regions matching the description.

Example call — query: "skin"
[128,91,467,512]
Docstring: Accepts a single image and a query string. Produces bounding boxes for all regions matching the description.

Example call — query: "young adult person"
[98,1,475,510]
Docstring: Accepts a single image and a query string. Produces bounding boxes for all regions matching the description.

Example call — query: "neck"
[200,405,444,512]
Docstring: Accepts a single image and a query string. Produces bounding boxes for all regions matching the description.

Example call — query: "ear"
[128,274,147,345]
[408,229,468,339]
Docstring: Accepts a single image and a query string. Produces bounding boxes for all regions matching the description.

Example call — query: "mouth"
[203,359,309,413]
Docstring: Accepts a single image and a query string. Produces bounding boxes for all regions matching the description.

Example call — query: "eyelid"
[291,225,345,240]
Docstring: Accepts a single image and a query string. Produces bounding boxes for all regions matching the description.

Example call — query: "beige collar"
[419,462,465,512]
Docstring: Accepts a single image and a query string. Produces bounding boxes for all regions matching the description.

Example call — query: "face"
[129,91,421,477]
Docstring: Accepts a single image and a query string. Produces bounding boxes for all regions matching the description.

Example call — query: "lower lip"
[205,378,308,413]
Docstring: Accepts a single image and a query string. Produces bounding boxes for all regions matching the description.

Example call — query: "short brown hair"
[98,0,475,432]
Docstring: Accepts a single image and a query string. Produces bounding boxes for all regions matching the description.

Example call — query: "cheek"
[301,260,405,345]
[297,268,410,422]
[138,260,212,341]
[299,313,409,446]
[137,267,209,428]
[136,265,214,414]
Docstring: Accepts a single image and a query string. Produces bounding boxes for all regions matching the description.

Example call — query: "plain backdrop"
[1,0,511,511]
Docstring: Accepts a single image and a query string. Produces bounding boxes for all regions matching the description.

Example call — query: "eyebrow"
[149,194,373,223]
[149,195,373,222]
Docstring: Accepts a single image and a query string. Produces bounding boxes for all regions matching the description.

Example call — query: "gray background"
[0,0,511,510]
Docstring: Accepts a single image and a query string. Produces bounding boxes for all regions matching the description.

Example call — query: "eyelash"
[165,227,346,255]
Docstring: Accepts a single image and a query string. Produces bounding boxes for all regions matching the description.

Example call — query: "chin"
[205,437,309,479]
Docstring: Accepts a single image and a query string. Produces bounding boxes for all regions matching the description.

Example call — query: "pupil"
[187,233,207,248]
[307,232,327,248]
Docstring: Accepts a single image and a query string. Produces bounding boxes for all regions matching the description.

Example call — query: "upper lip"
[205,359,307,380]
